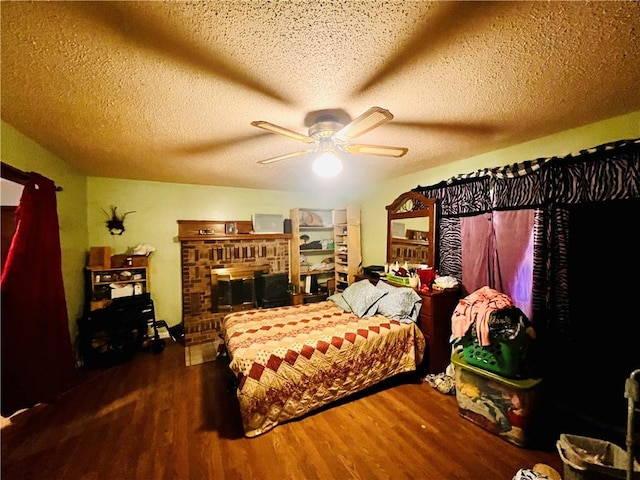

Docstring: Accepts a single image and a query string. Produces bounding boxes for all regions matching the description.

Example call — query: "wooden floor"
[1,342,566,480]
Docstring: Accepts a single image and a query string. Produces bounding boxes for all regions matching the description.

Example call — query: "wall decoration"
[103,205,135,235]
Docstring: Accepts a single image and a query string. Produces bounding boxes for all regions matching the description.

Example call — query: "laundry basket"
[557,434,640,480]
[556,368,640,480]
[461,307,531,378]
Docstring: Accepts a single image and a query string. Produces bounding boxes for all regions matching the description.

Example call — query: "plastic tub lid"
[451,351,542,389]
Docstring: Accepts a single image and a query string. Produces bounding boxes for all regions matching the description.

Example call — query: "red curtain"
[1,174,78,416]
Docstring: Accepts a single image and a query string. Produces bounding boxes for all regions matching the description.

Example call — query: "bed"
[221,279,426,437]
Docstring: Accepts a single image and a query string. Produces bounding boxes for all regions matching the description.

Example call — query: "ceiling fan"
[251,107,408,168]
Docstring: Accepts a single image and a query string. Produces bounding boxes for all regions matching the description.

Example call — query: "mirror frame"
[386,191,437,267]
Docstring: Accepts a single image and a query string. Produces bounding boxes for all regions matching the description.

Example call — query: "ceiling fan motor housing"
[309,116,344,139]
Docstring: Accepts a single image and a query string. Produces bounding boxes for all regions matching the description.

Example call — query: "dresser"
[415,287,459,373]
[355,274,459,373]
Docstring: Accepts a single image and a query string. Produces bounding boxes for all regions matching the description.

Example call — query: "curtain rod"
[0,162,63,191]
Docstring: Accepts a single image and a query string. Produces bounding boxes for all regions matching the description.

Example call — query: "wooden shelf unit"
[289,208,335,297]
[333,206,361,293]
[86,265,150,311]
[289,207,361,297]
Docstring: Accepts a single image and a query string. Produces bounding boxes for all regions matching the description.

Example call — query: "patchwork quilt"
[222,300,425,437]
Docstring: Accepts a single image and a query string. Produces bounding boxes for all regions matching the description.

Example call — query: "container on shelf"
[111,254,148,268]
[88,246,112,268]
[385,273,411,286]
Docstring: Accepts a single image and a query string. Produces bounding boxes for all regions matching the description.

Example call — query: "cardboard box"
[110,283,134,299]
[110,254,148,268]
[88,246,111,268]
[451,351,542,447]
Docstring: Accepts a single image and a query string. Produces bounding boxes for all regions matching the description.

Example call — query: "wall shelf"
[177,219,291,241]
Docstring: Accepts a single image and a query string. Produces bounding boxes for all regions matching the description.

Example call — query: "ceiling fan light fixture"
[312,153,343,177]
[251,106,407,166]
[312,140,343,177]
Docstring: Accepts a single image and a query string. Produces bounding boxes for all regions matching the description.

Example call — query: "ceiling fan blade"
[333,106,394,142]
[342,143,408,158]
[257,150,312,165]
[251,121,315,143]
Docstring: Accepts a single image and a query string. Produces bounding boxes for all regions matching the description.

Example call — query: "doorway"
[1,177,24,273]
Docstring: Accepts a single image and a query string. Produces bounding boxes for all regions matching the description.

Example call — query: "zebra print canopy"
[413,138,639,216]
[411,137,639,342]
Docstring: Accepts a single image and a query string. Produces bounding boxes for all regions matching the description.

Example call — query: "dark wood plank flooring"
[1,343,566,480]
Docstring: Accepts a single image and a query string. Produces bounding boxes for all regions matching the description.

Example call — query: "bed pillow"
[341,280,388,317]
[375,287,422,323]
[375,280,395,293]
[327,292,352,312]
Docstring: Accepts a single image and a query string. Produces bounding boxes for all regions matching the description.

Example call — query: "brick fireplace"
[178,220,291,365]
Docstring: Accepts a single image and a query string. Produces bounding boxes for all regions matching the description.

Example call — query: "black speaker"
[283,218,292,234]
[310,275,319,294]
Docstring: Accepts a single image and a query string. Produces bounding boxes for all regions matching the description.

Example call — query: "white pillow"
[376,287,422,323]
[341,280,388,317]
[327,292,352,312]
[376,280,395,292]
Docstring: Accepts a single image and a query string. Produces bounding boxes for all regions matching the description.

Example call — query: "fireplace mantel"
[178,219,291,365]
[178,219,291,241]
[179,233,291,241]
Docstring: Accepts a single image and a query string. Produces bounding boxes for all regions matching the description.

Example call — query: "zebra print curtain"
[413,138,640,340]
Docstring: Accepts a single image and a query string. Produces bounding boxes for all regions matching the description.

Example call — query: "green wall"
[3,110,639,346]
[86,178,351,327]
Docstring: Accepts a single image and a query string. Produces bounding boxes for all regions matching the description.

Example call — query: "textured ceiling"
[2,1,640,191]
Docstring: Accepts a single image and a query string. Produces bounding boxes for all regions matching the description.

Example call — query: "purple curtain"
[492,210,534,318]
[1,174,78,416]
[460,213,493,294]
[460,209,534,318]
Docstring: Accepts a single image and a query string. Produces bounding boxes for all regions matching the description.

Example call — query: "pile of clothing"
[424,286,538,395]
[512,464,561,480]
[450,286,527,347]
[450,286,538,379]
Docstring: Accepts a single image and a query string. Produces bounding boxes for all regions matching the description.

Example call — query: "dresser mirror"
[386,191,437,267]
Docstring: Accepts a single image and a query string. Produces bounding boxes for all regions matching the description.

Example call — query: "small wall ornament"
[104,205,136,235]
